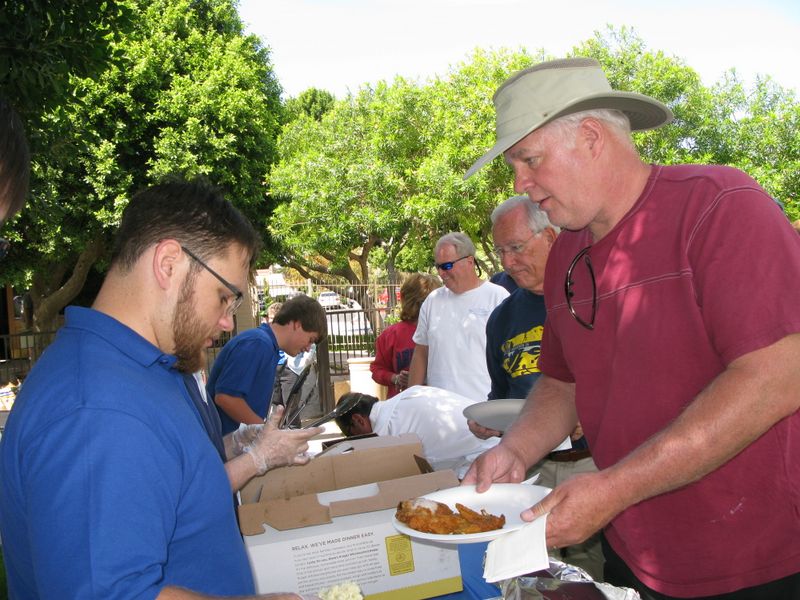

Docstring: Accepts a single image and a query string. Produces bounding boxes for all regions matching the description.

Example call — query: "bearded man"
[0,179,316,599]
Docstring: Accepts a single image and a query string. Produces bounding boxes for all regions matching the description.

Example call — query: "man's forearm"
[602,333,800,513]
[225,452,260,492]
[501,375,578,468]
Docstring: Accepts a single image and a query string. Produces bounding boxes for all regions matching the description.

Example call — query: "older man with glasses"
[407,231,508,400]
[462,58,800,599]
[468,194,604,580]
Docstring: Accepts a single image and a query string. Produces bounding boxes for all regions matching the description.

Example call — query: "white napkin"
[482,513,549,583]
[553,435,572,451]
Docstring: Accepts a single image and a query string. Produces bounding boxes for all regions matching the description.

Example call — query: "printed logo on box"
[385,535,415,576]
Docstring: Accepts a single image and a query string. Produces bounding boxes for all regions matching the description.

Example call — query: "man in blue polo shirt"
[207,294,326,435]
[0,180,313,599]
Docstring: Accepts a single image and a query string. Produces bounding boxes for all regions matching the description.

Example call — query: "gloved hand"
[230,423,263,457]
[243,405,324,475]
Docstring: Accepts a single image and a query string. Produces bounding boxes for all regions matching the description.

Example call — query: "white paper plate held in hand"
[463,399,525,432]
[392,483,551,544]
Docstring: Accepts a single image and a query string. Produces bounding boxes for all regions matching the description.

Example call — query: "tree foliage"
[268,27,799,287]
[269,78,432,310]
[6,21,797,333]
[0,0,133,118]
[284,87,336,122]
[2,0,284,331]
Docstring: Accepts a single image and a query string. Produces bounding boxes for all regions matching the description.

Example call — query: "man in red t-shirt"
[462,58,800,599]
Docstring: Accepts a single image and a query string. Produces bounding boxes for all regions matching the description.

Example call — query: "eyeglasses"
[181,246,244,316]
[493,231,539,259]
[564,245,596,330]
[435,255,470,271]
[0,238,9,260]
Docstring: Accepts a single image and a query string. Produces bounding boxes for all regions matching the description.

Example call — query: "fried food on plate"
[395,497,505,534]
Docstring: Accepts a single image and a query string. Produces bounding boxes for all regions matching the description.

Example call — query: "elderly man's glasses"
[181,246,243,316]
[493,232,539,259]
[435,255,470,271]
[564,246,596,330]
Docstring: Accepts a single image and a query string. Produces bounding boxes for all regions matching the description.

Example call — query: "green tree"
[270,27,798,292]
[269,77,432,312]
[3,0,283,332]
[284,87,336,122]
[712,76,800,219]
[420,47,541,271]
[571,27,799,219]
[0,0,133,117]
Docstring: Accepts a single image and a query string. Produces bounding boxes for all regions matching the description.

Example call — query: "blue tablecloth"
[435,542,501,600]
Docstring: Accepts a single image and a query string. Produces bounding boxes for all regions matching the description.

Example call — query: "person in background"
[0,179,309,598]
[0,96,30,259]
[488,270,518,294]
[370,273,440,397]
[463,57,800,599]
[334,386,499,478]
[207,295,326,435]
[407,232,508,400]
[483,196,557,401]
[471,194,603,581]
[266,301,283,323]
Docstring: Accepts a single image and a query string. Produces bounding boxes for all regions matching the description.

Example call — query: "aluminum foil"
[492,560,641,600]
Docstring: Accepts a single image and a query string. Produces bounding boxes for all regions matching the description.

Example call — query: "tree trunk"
[31,235,105,333]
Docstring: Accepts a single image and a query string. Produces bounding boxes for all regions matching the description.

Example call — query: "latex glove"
[230,423,263,457]
[243,405,323,475]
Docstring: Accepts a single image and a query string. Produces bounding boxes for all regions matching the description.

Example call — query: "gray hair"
[491,195,560,235]
[435,232,476,257]
[548,108,633,147]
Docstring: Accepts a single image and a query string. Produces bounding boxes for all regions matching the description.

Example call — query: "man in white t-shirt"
[408,232,508,400]
[334,386,500,478]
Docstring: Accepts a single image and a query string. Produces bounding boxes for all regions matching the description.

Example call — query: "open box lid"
[238,469,459,534]
[239,435,428,505]
[237,435,460,534]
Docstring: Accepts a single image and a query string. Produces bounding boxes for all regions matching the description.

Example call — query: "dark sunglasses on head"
[435,255,470,271]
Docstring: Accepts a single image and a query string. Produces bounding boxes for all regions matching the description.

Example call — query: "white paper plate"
[463,399,525,432]
[391,483,551,544]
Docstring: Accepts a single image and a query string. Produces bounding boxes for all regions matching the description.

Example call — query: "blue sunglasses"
[435,255,470,271]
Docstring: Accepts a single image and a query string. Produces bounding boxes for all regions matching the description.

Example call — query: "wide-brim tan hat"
[464,57,673,179]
